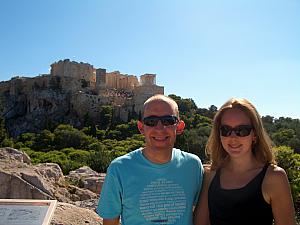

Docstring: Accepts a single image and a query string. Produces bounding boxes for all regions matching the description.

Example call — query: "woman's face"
[220,108,256,159]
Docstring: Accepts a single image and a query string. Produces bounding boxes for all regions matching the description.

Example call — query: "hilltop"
[0,59,163,137]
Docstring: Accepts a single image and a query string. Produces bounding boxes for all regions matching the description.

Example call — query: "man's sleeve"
[193,158,204,205]
[96,163,122,219]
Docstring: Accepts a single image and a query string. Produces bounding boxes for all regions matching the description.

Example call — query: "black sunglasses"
[142,115,179,127]
[220,125,253,137]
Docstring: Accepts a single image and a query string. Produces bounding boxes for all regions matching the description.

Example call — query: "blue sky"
[1,0,300,119]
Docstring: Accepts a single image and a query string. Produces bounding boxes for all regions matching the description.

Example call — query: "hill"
[0,59,163,137]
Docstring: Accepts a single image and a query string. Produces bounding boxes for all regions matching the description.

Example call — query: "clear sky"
[1,0,299,119]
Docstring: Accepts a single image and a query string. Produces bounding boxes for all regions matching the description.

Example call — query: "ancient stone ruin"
[0,59,164,136]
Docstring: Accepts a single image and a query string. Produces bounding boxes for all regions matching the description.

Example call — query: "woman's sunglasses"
[220,125,253,137]
[142,115,179,127]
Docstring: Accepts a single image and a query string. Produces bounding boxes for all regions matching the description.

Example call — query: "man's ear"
[137,120,145,135]
[176,120,185,135]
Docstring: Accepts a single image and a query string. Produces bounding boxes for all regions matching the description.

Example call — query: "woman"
[194,98,296,225]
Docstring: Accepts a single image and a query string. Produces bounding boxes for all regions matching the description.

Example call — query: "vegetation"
[0,94,299,218]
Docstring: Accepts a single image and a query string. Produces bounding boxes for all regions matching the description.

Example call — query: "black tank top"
[208,164,273,225]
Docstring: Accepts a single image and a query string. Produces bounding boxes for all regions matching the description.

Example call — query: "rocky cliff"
[0,147,105,225]
[0,59,164,137]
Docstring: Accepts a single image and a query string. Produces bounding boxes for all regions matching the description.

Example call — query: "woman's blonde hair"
[206,98,276,170]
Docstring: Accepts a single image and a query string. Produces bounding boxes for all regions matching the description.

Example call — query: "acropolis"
[0,59,164,136]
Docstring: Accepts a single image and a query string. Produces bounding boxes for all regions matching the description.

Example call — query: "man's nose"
[154,120,165,129]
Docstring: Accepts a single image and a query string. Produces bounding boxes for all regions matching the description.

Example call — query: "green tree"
[175,127,210,162]
[17,132,36,149]
[88,142,112,172]
[67,149,90,163]
[191,114,212,129]
[168,94,197,116]
[96,128,106,141]
[274,146,300,208]
[0,115,7,146]
[106,130,122,140]
[262,115,275,133]
[197,105,218,119]
[272,128,296,147]
[0,101,8,146]
[32,129,55,151]
[83,113,93,127]
[107,120,139,140]
[53,124,94,150]
[99,105,113,130]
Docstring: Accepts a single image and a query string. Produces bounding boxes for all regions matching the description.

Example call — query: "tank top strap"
[255,163,270,184]
[213,168,222,187]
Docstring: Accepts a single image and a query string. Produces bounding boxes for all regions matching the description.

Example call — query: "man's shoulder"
[174,148,200,159]
[173,149,204,177]
[110,148,141,165]
[173,148,202,164]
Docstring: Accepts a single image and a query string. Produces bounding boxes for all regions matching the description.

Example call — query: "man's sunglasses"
[142,115,179,127]
[220,125,253,137]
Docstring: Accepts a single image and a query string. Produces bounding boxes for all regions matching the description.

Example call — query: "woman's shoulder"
[203,164,217,185]
[264,164,290,194]
[263,164,296,223]
[266,164,288,181]
[203,164,214,174]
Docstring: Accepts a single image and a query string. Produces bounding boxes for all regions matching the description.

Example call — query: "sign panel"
[0,199,57,225]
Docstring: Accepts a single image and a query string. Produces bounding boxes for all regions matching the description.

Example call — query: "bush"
[274,146,300,212]
[53,124,94,150]
[87,143,112,173]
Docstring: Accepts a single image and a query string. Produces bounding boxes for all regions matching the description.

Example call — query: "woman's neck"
[225,155,262,173]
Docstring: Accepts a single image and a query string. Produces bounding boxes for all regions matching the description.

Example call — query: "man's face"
[138,99,180,152]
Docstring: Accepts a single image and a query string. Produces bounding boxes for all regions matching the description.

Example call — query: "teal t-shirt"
[97,148,203,225]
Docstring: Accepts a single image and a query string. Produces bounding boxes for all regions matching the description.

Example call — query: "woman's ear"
[137,120,145,134]
[252,136,257,143]
[176,120,185,135]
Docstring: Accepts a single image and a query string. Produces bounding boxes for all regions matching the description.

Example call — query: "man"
[97,94,204,225]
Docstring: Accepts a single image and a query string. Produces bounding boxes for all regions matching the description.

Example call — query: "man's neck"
[142,147,173,164]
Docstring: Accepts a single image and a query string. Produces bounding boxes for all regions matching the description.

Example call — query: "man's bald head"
[143,94,179,118]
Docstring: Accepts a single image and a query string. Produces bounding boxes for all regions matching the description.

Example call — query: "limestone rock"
[66,166,106,194]
[0,148,99,202]
[68,185,98,201]
[51,202,103,225]
[0,147,31,164]
[0,171,51,199]
[34,163,65,183]
[0,147,104,224]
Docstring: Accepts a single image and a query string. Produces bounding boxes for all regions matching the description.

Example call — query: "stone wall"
[1,75,61,96]
[70,91,134,123]
[102,71,139,90]
[140,73,156,86]
[51,59,96,84]
[133,84,164,114]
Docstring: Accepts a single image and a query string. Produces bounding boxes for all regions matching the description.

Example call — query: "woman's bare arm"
[193,166,214,225]
[263,166,296,225]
